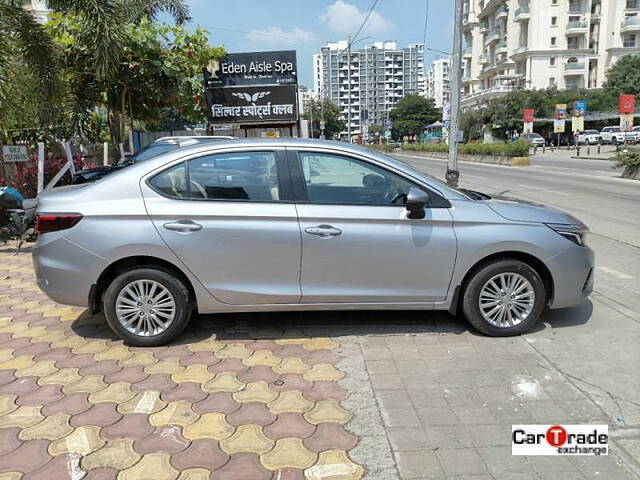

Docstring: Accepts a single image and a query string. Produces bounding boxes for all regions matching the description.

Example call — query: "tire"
[461,259,546,337]
[104,267,193,346]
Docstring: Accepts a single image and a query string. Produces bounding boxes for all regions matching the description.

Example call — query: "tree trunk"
[120,84,128,151]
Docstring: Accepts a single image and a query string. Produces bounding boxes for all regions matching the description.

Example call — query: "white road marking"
[596,267,634,281]
[134,390,160,414]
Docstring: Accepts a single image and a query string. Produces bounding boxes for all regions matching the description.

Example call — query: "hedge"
[402,139,530,157]
[364,144,395,153]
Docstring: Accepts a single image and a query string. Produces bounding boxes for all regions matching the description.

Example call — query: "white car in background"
[600,126,637,144]
[576,130,601,145]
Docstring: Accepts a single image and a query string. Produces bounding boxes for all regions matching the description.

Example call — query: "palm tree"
[0,0,59,138]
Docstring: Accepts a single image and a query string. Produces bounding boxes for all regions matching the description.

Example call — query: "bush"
[402,139,530,157]
[365,144,395,153]
[614,148,640,178]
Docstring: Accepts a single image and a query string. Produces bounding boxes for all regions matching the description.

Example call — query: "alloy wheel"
[478,272,535,328]
[115,279,176,336]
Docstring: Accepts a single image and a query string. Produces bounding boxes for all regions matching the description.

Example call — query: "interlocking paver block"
[26,452,85,480]
[0,439,52,474]
[264,412,315,440]
[305,450,364,480]
[171,364,214,384]
[273,357,310,374]
[118,390,165,415]
[93,346,132,362]
[211,452,271,480]
[104,366,148,384]
[144,357,185,376]
[183,412,235,440]
[192,392,241,415]
[177,468,210,480]
[243,350,280,367]
[304,400,351,425]
[303,363,344,382]
[71,403,122,427]
[0,394,18,416]
[16,383,64,406]
[102,413,155,440]
[233,381,278,403]
[260,438,317,470]
[62,374,106,394]
[149,400,199,427]
[13,359,57,378]
[220,424,275,455]
[170,438,229,471]
[133,425,189,454]
[82,438,140,470]
[117,452,179,480]
[49,425,105,456]
[302,337,339,351]
[268,390,314,414]
[42,392,91,416]
[186,338,225,353]
[162,382,207,403]
[0,427,21,456]
[304,423,358,453]
[19,413,73,441]
[89,382,135,404]
[227,402,277,426]
[119,351,157,367]
[215,343,250,359]
[201,373,244,393]
[0,404,43,428]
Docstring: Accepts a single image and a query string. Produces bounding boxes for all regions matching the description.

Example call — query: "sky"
[184,0,455,87]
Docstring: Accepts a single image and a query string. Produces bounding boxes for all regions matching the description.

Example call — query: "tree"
[0,0,59,141]
[302,98,345,140]
[389,95,440,139]
[605,55,640,97]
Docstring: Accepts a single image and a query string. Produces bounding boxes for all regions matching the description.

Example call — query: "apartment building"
[313,41,425,137]
[461,0,640,109]
[425,58,452,109]
[23,0,50,23]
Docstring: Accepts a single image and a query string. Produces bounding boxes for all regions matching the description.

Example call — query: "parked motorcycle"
[0,187,37,249]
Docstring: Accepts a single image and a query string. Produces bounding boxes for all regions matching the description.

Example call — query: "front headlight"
[545,223,589,247]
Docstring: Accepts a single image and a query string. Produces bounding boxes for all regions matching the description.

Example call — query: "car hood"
[485,196,581,225]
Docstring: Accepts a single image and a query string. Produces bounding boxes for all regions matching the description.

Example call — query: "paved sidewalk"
[0,246,363,480]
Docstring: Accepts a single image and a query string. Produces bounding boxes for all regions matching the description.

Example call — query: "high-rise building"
[425,58,451,109]
[461,0,640,109]
[23,0,51,23]
[313,41,425,137]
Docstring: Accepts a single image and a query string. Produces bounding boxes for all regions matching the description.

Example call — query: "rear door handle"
[304,225,342,237]
[163,220,202,233]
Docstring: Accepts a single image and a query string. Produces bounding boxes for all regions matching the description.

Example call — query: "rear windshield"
[120,144,178,164]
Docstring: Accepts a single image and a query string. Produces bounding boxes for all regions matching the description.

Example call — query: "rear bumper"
[32,234,105,307]
[547,243,594,309]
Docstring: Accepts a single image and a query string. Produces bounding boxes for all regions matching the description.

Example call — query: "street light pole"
[347,35,352,143]
[446,0,464,188]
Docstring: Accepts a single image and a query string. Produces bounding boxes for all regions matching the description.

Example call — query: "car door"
[142,148,301,305]
[288,148,457,304]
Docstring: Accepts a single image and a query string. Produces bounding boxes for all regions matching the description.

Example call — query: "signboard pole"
[37,142,45,194]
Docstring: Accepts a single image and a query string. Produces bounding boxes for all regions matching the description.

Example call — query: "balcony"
[621,16,640,33]
[495,5,508,19]
[566,20,588,33]
[485,31,501,45]
[514,6,530,21]
[463,47,473,58]
[564,62,586,74]
[479,54,489,64]
[497,41,508,53]
[513,46,528,54]
[480,22,489,33]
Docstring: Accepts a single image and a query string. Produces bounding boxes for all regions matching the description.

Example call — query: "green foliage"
[403,139,530,157]
[302,98,346,140]
[365,144,395,153]
[605,55,640,97]
[614,148,640,167]
[389,95,440,138]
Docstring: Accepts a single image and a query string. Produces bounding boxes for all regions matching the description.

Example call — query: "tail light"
[35,213,83,234]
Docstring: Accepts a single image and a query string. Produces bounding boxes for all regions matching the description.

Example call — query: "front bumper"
[546,243,595,309]
[32,234,105,308]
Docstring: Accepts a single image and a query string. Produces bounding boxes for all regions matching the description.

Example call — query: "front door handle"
[304,224,342,237]
[163,220,202,233]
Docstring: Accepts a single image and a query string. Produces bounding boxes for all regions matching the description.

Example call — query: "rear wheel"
[461,259,546,337]
[104,268,193,346]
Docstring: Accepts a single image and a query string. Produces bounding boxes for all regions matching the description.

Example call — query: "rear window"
[585,130,599,134]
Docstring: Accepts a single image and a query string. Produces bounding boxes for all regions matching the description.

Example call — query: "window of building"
[623,33,637,47]
[550,57,556,66]
[566,78,579,89]
[550,36,557,46]
[627,0,639,9]
[551,16,557,26]
[569,0,581,12]
[549,77,556,86]
[568,37,579,49]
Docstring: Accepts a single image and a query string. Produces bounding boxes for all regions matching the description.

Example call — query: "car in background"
[521,133,545,147]
[72,136,234,184]
[576,130,601,145]
[34,139,593,346]
[600,126,636,145]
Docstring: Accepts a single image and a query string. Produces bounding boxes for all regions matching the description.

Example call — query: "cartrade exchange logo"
[512,425,608,456]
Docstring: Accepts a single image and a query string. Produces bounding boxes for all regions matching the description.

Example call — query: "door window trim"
[146,148,296,203]
[286,148,450,208]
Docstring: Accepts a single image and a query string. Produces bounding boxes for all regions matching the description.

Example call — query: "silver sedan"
[33,139,594,346]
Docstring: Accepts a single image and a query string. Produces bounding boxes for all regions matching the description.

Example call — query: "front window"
[298,152,416,206]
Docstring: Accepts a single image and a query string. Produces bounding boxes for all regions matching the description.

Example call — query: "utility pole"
[347,35,352,143]
[446,0,464,188]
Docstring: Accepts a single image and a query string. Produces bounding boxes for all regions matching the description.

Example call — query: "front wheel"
[104,268,193,346]
[461,259,546,337]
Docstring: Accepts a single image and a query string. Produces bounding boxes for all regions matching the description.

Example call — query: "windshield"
[119,143,178,165]
[585,130,598,134]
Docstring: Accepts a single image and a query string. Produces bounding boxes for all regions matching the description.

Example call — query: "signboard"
[204,51,297,88]
[319,121,326,130]
[555,104,567,120]
[454,130,464,143]
[573,100,587,117]
[572,116,584,133]
[554,119,566,133]
[1,145,28,163]
[619,94,635,114]
[384,119,393,130]
[384,130,392,139]
[523,122,534,134]
[523,109,535,123]
[443,103,451,122]
[206,85,298,124]
[620,113,634,132]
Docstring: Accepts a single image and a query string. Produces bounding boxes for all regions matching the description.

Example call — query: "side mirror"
[405,187,429,219]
